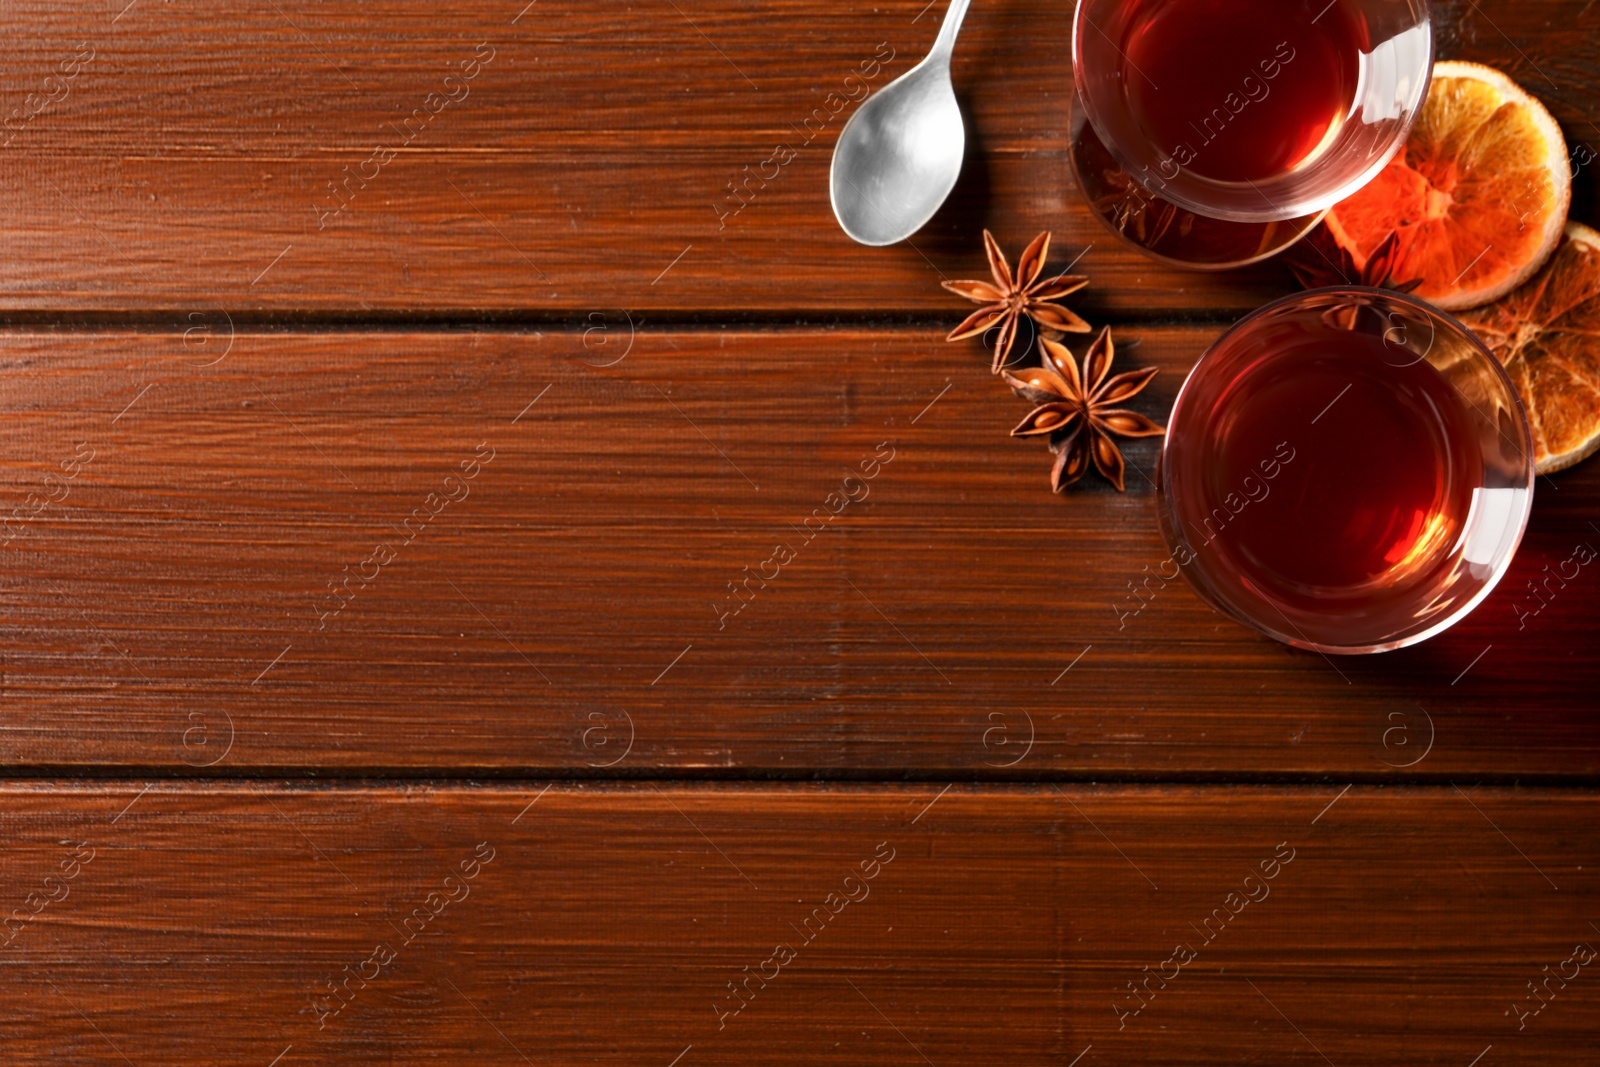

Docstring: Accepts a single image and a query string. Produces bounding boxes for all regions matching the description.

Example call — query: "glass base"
[1070,95,1325,272]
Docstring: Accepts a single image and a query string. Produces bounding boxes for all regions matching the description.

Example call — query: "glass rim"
[1157,285,1537,655]
[1067,92,1334,271]
[1071,0,1435,224]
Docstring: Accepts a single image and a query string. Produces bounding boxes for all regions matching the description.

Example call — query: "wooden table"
[2,1,1597,1063]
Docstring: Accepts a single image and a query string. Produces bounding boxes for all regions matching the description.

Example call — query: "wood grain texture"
[0,0,1594,315]
[1,783,1597,1066]
[3,328,1594,777]
[3,1,1599,1060]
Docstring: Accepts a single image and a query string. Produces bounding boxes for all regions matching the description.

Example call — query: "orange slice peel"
[1461,222,1600,475]
[1324,61,1571,311]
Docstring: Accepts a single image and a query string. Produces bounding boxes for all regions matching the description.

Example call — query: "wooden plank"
[2,327,1595,776]
[0,0,1593,314]
[0,783,1595,1065]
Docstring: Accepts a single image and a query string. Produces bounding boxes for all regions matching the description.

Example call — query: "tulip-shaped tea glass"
[1071,0,1433,267]
[1157,288,1535,653]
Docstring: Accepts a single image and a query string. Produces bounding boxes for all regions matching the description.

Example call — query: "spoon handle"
[929,0,973,63]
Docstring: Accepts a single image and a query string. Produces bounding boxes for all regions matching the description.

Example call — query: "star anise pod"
[1003,327,1164,493]
[1283,225,1423,293]
[943,230,1092,374]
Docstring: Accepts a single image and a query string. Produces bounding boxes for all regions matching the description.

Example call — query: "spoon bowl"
[830,0,972,246]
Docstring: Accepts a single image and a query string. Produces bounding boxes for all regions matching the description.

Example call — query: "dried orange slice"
[1324,61,1570,311]
[1460,222,1600,474]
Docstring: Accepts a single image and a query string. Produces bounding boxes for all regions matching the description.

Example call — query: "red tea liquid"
[1170,325,1483,613]
[1119,0,1365,183]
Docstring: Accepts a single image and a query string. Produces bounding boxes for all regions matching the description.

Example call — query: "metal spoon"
[830,0,973,246]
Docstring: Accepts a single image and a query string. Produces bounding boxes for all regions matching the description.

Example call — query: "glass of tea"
[1071,0,1432,263]
[1157,289,1535,654]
